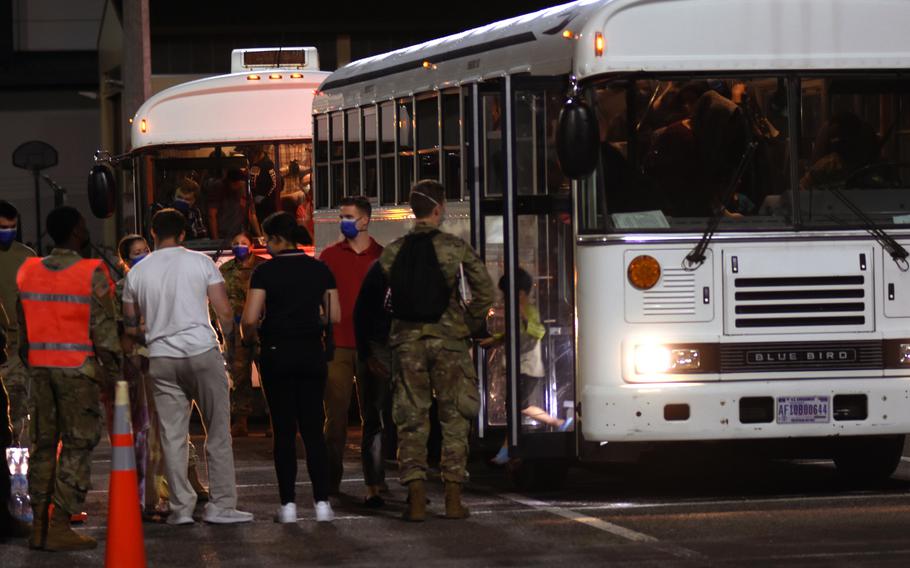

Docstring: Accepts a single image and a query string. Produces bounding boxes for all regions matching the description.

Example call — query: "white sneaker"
[202,503,254,524]
[315,501,334,522]
[274,502,297,524]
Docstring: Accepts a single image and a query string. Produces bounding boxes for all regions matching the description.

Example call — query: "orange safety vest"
[16,257,108,369]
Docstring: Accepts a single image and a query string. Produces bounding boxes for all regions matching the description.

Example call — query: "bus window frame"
[362,104,379,199]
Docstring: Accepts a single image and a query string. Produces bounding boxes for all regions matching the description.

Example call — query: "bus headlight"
[899,343,910,365]
[627,255,661,290]
[634,344,702,374]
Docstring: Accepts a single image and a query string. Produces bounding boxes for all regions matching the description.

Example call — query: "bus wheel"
[507,459,569,492]
[833,435,905,483]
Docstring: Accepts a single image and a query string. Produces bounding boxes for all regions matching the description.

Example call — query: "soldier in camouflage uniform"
[17,207,123,551]
[0,200,36,447]
[220,232,267,436]
[379,180,494,521]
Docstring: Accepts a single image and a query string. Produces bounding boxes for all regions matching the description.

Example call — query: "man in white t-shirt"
[122,209,253,525]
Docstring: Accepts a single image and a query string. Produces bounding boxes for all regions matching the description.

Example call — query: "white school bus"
[312,0,910,486]
[93,47,329,252]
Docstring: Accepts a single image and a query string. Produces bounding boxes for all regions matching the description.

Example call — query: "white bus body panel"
[131,70,329,150]
[577,235,910,443]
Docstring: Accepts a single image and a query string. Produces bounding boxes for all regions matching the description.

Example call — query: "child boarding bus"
[92,47,329,254]
[312,0,910,488]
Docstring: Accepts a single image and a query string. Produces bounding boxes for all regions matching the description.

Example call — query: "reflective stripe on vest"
[16,257,105,368]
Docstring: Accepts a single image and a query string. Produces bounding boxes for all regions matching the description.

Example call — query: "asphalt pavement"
[4,430,910,567]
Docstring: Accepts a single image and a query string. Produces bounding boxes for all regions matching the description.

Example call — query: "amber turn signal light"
[628,255,661,290]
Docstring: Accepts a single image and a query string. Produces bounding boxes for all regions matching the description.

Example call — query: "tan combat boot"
[28,503,48,550]
[403,480,426,522]
[444,482,470,519]
[44,505,96,551]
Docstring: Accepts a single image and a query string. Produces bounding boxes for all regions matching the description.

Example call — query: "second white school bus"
[313,0,910,485]
[108,47,329,251]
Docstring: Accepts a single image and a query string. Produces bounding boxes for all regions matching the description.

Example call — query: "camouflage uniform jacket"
[220,255,266,317]
[379,222,494,347]
[17,248,123,379]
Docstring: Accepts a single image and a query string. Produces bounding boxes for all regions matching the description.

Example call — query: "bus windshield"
[585,74,910,233]
[138,142,313,250]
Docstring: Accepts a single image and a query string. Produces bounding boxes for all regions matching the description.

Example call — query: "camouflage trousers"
[28,364,103,515]
[229,330,267,418]
[392,338,479,484]
[0,339,31,447]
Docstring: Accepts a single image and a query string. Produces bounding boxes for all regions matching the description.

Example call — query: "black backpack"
[389,230,451,323]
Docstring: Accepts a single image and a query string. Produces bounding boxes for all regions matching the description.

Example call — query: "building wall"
[0,104,104,254]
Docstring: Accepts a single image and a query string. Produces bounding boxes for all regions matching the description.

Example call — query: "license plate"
[776,396,830,424]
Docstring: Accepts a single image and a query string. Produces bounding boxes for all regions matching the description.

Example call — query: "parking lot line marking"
[500,493,705,561]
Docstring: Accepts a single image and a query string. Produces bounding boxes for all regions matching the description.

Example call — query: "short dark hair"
[151,208,187,241]
[0,200,18,221]
[498,267,533,295]
[409,180,446,219]
[117,233,146,264]
[46,206,83,246]
[339,196,372,218]
[262,211,311,246]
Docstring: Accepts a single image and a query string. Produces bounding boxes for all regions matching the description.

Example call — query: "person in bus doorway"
[248,146,281,225]
[483,268,573,466]
[167,179,209,241]
[380,180,494,521]
[352,260,394,507]
[220,231,268,437]
[241,212,340,523]
[208,168,255,241]
[17,206,123,551]
[122,209,253,526]
[318,196,383,496]
[0,200,36,449]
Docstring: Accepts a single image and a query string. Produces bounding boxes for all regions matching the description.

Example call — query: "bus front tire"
[833,435,905,483]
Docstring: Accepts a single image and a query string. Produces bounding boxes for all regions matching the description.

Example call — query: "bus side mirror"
[87,164,117,219]
[556,98,599,179]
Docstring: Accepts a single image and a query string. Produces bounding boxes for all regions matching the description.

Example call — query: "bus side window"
[345,108,361,196]
[363,105,378,199]
[398,98,415,204]
[315,115,329,208]
[330,111,344,207]
[416,94,439,182]
[379,101,396,205]
[482,93,504,196]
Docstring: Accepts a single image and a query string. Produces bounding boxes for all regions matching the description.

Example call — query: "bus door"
[504,77,576,460]
[472,80,509,440]
[474,76,576,459]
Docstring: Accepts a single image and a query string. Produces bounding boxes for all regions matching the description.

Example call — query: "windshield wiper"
[824,184,909,270]
[684,142,758,270]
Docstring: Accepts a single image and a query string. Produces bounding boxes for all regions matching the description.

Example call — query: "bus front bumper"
[581,378,910,442]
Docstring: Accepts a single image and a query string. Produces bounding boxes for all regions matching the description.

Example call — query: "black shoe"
[363,495,385,509]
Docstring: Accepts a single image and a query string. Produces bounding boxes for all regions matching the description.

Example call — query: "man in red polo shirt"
[319,196,383,497]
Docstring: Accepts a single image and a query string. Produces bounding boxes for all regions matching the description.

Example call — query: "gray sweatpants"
[149,347,237,517]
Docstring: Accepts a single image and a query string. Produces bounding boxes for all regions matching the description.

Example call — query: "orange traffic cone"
[105,381,147,568]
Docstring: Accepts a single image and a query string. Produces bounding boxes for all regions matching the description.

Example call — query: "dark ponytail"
[262,211,312,246]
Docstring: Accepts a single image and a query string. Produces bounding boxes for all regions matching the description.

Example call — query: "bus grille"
[733,275,866,329]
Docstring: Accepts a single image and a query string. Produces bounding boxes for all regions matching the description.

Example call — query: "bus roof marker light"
[290,72,304,79]
[628,255,661,290]
[269,73,282,80]
[595,32,605,56]
[139,119,148,134]
[562,29,576,39]
[247,74,261,81]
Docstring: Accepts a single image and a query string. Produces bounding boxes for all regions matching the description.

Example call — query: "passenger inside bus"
[595,77,790,229]
[246,145,281,223]
[149,178,209,240]
[800,111,885,191]
[208,168,259,241]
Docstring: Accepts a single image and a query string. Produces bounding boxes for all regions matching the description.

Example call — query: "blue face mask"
[173,197,191,213]
[130,254,148,267]
[232,245,250,261]
[340,218,360,239]
[0,228,15,246]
